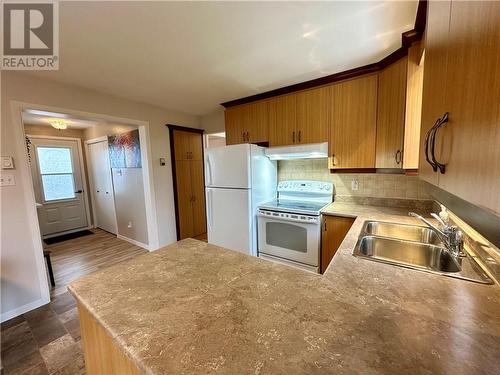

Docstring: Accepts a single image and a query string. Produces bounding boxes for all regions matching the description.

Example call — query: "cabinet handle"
[324,220,327,231]
[430,112,448,174]
[292,131,295,143]
[395,150,401,165]
[298,130,301,143]
[246,131,249,142]
[424,122,438,172]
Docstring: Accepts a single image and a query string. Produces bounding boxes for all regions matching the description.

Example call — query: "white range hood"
[265,142,328,160]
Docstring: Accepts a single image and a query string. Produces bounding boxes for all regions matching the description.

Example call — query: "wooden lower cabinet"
[321,215,355,273]
[78,302,141,375]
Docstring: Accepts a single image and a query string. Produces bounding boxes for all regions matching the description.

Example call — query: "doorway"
[86,138,117,234]
[28,136,91,237]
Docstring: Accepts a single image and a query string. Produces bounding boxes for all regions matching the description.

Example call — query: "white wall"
[200,108,225,134]
[1,72,200,321]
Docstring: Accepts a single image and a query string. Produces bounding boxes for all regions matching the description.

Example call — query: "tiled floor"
[1,229,147,374]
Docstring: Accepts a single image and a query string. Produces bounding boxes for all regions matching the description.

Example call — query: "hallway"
[1,229,147,374]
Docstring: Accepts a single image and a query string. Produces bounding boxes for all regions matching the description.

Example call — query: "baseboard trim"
[1,297,49,323]
[116,234,151,251]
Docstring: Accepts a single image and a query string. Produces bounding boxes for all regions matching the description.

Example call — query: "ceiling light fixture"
[50,120,67,130]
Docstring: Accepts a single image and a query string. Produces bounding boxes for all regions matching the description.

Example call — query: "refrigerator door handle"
[205,156,213,186]
[207,189,214,230]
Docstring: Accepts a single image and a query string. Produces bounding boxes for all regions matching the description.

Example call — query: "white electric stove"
[257,180,333,273]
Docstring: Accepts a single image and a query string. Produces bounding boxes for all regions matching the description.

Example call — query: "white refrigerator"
[205,144,277,256]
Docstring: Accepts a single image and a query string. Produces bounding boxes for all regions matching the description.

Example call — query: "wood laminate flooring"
[1,229,147,374]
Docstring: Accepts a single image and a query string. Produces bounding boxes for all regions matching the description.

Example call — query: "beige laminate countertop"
[69,205,500,375]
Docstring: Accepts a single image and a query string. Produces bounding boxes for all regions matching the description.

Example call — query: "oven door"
[257,211,320,267]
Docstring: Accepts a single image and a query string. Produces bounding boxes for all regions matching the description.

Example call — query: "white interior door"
[87,140,117,234]
[30,138,89,236]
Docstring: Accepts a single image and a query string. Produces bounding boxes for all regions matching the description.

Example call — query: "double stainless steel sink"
[353,221,492,284]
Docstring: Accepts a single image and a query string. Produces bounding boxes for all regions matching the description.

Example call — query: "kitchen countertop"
[69,206,500,374]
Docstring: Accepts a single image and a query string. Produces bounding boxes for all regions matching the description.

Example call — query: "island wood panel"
[224,107,244,145]
[403,42,425,169]
[419,0,451,186]
[296,86,330,144]
[329,75,378,169]
[78,302,142,375]
[436,1,500,215]
[175,160,195,239]
[190,160,207,236]
[376,57,408,169]
[321,215,355,273]
[268,94,297,146]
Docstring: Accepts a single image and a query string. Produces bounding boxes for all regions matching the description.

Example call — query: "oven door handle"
[257,211,319,225]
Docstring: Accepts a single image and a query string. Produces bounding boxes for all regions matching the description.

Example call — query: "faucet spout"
[408,212,447,238]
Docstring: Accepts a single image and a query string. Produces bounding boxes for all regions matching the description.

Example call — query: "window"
[37,147,76,201]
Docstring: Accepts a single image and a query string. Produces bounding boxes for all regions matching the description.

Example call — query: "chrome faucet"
[408,212,464,258]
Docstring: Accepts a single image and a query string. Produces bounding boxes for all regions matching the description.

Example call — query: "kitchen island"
[69,210,500,374]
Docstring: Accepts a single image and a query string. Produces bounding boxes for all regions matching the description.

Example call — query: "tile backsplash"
[278,159,430,200]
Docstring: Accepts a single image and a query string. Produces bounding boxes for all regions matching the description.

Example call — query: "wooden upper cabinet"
[174,130,203,160]
[419,0,451,186]
[246,101,269,143]
[329,75,378,169]
[436,1,500,215]
[403,42,425,170]
[296,87,330,144]
[269,94,297,146]
[376,57,407,169]
[224,102,269,145]
[224,107,244,145]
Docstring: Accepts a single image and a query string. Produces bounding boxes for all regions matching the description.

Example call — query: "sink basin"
[355,236,460,273]
[362,221,442,245]
[353,225,493,284]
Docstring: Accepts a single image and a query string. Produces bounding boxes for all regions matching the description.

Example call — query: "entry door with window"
[30,137,89,236]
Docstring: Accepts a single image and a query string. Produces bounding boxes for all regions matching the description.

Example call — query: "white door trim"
[6,100,160,320]
[84,136,118,234]
[26,134,92,236]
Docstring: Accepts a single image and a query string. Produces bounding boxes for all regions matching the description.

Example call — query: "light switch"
[1,156,14,169]
[0,174,15,186]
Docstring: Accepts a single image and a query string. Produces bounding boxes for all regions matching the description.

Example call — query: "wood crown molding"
[166,124,204,134]
[221,0,427,108]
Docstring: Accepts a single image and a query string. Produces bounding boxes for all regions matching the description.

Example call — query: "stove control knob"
[325,185,331,191]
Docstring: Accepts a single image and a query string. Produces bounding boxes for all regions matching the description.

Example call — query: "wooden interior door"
[175,160,194,239]
[437,1,500,214]
[296,87,330,144]
[321,216,354,273]
[419,0,451,186]
[190,161,207,236]
[330,75,378,169]
[376,57,407,168]
[173,130,192,160]
[268,94,297,146]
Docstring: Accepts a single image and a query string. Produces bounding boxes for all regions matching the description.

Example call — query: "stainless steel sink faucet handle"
[408,212,464,258]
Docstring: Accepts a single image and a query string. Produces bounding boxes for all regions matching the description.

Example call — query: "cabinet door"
[296,87,330,144]
[269,94,297,146]
[190,161,207,237]
[175,160,194,239]
[419,0,451,185]
[173,130,192,160]
[403,42,425,169]
[330,75,378,169]
[321,216,354,273]
[224,108,245,145]
[189,132,203,161]
[376,57,407,169]
[438,1,500,214]
[246,101,269,144]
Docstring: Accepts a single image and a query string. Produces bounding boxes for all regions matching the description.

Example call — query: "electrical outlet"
[0,174,15,186]
[351,179,359,191]
[127,221,133,228]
